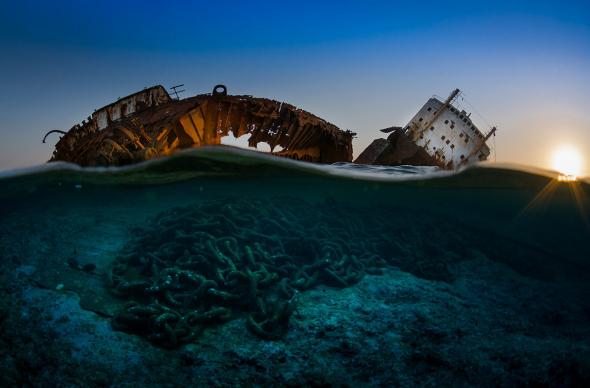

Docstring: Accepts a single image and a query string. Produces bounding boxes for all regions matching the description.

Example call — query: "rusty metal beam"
[457,126,497,167]
[187,114,203,144]
[410,89,460,141]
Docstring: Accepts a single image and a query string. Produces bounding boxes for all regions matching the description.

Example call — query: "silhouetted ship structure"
[45,86,495,170]
[355,89,497,170]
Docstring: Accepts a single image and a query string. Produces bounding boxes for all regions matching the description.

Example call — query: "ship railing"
[432,93,465,113]
[432,94,446,104]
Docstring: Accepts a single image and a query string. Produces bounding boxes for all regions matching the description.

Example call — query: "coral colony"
[108,196,458,347]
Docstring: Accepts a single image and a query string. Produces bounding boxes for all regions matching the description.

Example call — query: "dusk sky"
[1,1,589,175]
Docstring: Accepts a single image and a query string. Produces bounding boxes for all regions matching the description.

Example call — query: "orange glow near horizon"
[511,177,590,242]
[552,146,583,177]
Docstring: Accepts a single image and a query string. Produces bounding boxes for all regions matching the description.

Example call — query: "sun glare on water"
[552,147,583,178]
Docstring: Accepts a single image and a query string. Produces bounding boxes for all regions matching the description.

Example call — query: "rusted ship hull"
[48,85,355,167]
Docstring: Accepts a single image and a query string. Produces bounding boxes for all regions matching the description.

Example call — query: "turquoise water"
[2,147,588,266]
[1,146,589,386]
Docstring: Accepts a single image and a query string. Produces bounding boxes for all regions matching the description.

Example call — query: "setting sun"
[552,147,583,177]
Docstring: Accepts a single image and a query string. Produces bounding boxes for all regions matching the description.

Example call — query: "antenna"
[170,84,185,100]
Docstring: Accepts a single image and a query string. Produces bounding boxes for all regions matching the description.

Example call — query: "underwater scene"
[1,147,589,387]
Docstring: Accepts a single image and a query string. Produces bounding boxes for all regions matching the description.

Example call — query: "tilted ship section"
[46,85,494,170]
[355,89,496,170]
[46,85,356,166]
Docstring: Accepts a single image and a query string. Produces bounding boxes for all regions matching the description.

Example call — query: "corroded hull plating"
[48,85,356,166]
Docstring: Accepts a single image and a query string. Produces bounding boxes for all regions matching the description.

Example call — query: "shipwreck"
[44,85,356,166]
[355,89,497,170]
[45,85,495,170]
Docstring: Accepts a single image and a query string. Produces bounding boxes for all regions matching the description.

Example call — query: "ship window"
[465,138,469,143]
[442,155,446,159]
[430,126,434,131]
[427,107,432,111]
[459,115,464,119]
[441,135,446,140]
[433,147,436,150]
[459,133,464,138]
[444,120,449,125]
[450,107,456,112]
[460,155,465,159]
[419,118,423,122]
[463,118,467,123]
[451,144,455,149]
[450,125,455,129]
[446,140,450,145]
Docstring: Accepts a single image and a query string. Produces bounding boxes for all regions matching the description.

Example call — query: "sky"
[1,0,589,175]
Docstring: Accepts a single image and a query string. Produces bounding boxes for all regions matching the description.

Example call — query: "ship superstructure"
[355,89,496,169]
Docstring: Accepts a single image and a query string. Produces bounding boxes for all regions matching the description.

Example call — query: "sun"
[552,147,583,177]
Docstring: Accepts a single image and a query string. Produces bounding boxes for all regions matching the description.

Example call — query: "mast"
[410,88,460,142]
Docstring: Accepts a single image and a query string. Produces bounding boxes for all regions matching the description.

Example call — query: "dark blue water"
[2,147,587,264]
[1,147,589,387]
